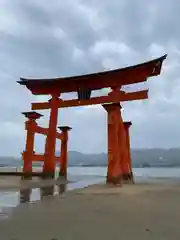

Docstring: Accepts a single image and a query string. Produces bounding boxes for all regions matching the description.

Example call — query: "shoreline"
[0,181,180,239]
[0,174,180,190]
[0,176,72,191]
[0,168,180,223]
[0,176,179,208]
[0,175,105,210]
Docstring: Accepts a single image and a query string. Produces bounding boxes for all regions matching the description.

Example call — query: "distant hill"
[0,157,21,167]
[131,148,180,167]
[1,148,180,167]
[66,149,180,167]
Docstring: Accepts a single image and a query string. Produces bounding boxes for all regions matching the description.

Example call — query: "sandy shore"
[0,182,180,240]
[0,176,70,190]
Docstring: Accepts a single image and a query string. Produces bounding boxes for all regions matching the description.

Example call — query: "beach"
[0,181,180,240]
[0,167,180,239]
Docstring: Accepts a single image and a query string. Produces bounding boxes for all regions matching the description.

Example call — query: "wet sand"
[0,182,180,240]
[0,176,70,190]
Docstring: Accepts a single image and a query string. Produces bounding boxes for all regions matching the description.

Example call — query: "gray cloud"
[0,0,179,156]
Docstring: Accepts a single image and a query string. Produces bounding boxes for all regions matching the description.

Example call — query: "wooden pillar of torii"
[58,126,72,178]
[102,87,134,185]
[43,94,59,178]
[22,110,71,179]
[123,121,133,182]
[22,111,42,179]
[103,103,134,185]
[103,103,126,184]
[102,103,122,184]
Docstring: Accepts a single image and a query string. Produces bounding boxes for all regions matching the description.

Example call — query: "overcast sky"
[0,0,180,157]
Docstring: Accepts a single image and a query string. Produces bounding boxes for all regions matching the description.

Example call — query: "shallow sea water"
[0,167,180,219]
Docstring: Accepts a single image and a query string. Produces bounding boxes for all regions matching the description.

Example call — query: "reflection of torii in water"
[19,183,67,203]
[18,54,167,185]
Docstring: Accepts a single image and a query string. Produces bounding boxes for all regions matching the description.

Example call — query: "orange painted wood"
[22,110,71,178]
[59,127,71,178]
[22,121,36,175]
[43,95,59,176]
[27,154,61,162]
[103,102,134,184]
[59,132,68,178]
[118,117,130,180]
[34,125,62,139]
[19,55,167,182]
[18,55,166,95]
[123,122,133,181]
[31,90,148,110]
[106,123,114,183]
[103,103,122,185]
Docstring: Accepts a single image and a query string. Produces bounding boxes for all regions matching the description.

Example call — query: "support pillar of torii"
[58,126,72,179]
[102,103,132,185]
[123,121,134,182]
[22,111,42,179]
[42,94,60,178]
[22,111,71,179]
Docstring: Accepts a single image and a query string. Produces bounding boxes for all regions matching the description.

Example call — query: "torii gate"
[18,54,167,185]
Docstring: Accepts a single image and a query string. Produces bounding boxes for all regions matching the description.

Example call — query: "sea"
[0,166,180,219]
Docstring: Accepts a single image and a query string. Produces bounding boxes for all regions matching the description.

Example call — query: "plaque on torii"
[18,55,167,184]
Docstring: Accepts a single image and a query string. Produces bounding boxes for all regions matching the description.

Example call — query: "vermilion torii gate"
[18,54,167,184]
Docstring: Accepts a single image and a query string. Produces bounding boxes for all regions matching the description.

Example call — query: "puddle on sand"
[19,177,104,203]
[1,175,178,220]
[0,208,9,220]
[0,183,67,220]
[19,183,67,203]
[0,177,104,220]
